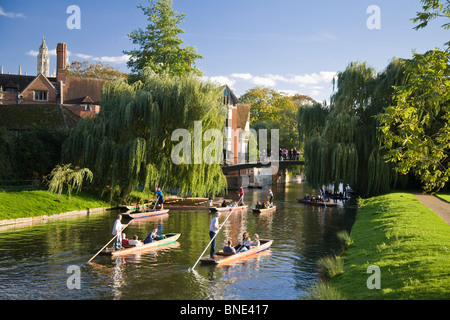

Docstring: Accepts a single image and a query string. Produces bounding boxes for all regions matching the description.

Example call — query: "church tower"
[37,37,50,77]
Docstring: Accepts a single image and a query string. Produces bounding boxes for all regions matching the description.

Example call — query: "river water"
[0,183,356,300]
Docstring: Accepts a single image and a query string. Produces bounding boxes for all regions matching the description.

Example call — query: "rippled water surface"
[0,183,356,300]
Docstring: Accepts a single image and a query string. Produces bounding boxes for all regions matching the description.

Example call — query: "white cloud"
[207,76,236,87]
[0,7,25,18]
[95,55,130,64]
[291,71,336,86]
[251,76,277,87]
[230,73,253,80]
[264,74,289,82]
[26,50,39,57]
[207,70,336,103]
[75,53,93,60]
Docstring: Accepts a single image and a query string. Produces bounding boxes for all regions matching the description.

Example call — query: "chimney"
[19,65,22,75]
[0,65,3,74]
[56,42,67,83]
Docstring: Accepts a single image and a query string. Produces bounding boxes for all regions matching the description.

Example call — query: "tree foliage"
[379,49,450,192]
[0,127,68,181]
[239,86,308,149]
[412,0,450,46]
[66,60,128,80]
[299,60,409,196]
[124,0,203,77]
[62,70,227,201]
[47,164,93,200]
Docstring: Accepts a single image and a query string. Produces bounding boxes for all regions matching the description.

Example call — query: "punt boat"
[252,205,276,214]
[121,209,170,219]
[199,239,273,266]
[101,233,181,257]
[209,205,248,214]
[297,199,337,207]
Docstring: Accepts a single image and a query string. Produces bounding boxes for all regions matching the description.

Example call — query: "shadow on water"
[0,183,356,300]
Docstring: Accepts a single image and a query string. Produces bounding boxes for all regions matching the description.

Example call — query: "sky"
[0,0,448,103]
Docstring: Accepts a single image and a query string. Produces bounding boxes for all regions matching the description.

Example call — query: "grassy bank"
[329,192,450,299]
[436,192,450,203]
[0,190,110,220]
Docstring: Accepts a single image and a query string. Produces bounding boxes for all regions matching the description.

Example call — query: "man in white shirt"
[112,215,123,250]
[209,211,222,258]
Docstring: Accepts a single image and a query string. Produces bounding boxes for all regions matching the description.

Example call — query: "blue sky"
[0,0,448,102]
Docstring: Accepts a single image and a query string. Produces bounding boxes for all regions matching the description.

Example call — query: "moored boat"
[101,233,181,257]
[297,198,337,207]
[199,239,273,265]
[252,205,276,214]
[209,205,248,213]
[121,209,170,219]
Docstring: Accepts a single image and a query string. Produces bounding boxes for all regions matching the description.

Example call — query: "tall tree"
[299,60,408,196]
[124,0,203,76]
[379,49,450,192]
[239,86,305,150]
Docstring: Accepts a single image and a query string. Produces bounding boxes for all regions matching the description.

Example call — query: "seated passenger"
[223,240,236,254]
[251,234,260,247]
[128,235,143,247]
[234,232,251,252]
[144,228,164,244]
[121,233,129,246]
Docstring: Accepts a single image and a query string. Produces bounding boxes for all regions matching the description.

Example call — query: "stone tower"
[37,37,50,77]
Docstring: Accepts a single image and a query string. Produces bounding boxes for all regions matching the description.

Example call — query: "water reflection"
[0,183,356,300]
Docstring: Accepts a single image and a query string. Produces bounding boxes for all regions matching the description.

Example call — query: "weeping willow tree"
[298,60,408,196]
[62,70,227,201]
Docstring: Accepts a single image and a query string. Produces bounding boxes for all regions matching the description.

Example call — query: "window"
[34,91,48,101]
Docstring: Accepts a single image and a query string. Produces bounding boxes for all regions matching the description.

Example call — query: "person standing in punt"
[155,186,164,210]
[268,189,273,204]
[112,214,123,250]
[238,186,245,205]
[209,211,223,259]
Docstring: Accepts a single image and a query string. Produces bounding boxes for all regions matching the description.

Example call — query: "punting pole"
[87,222,132,263]
[189,196,243,272]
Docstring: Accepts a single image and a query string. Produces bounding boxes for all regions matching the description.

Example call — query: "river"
[0,183,356,300]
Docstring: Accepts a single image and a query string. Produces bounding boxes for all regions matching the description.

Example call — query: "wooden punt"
[209,205,248,214]
[297,199,337,207]
[101,233,181,257]
[199,239,273,266]
[124,203,152,211]
[121,209,170,219]
[252,205,276,214]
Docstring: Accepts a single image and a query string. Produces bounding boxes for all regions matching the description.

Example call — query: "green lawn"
[436,192,450,203]
[0,190,110,220]
[331,192,450,300]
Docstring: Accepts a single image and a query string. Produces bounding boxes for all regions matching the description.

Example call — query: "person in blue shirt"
[155,186,164,210]
[144,228,163,244]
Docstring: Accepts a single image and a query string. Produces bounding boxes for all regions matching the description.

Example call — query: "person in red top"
[238,186,245,205]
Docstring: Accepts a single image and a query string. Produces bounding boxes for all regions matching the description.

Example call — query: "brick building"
[0,38,106,119]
